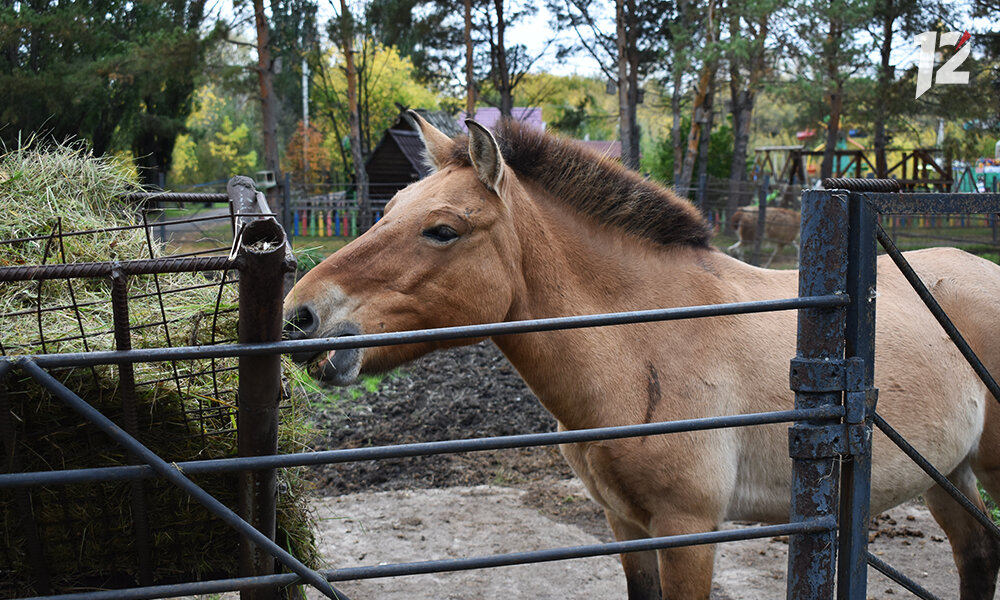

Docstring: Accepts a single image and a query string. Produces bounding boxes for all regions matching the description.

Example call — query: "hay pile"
[0,144,317,596]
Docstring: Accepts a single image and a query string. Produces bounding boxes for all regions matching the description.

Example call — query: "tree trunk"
[820,86,843,180]
[625,0,641,170]
[254,0,282,212]
[728,14,766,219]
[340,0,371,230]
[678,0,717,195]
[820,19,843,181]
[728,61,748,216]
[615,0,639,171]
[464,0,476,116]
[695,78,715,184]
[671,64,683,185]
[494,0,512,118]
[873,5,894,178]
[678,68,714,194]
[670,0,690,186]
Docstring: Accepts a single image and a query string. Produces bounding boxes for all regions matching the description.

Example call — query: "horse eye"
[422,225,460,243]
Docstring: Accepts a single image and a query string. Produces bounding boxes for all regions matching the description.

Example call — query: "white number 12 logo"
[915,31,971,98]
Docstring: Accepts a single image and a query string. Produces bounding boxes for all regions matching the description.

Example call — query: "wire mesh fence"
[0,185,314,597]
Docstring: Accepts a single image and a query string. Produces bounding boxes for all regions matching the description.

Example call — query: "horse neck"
[491,187,730,427]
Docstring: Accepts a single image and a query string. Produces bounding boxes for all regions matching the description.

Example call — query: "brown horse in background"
[726,205,800,267]
[284,113,1000,599]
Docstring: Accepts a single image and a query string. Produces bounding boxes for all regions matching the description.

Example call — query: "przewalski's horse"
[726,205,800,267]
[284,113,1000,600]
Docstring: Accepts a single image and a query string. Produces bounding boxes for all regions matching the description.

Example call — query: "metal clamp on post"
[789,357,845,393]
[844,357,878,457]
[788,357,848,459]
[788,357,877,458]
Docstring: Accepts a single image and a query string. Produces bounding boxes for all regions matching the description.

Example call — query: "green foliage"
[517,73,618,141]
[312,41,438,179]
[980,483,1000,525]
[0,0,217,184]
[170,85,261,185]
[644,120,735,184]
[365,0,460,86]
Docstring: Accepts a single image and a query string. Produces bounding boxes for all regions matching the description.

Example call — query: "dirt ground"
[303,341,961,599]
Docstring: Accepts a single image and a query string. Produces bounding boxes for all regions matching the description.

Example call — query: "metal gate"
[2,178,999,600]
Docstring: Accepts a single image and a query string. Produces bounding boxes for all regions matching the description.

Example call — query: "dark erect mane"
[444,118,712,248]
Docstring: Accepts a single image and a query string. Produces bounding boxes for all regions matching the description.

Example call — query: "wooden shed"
[366,108,462,204]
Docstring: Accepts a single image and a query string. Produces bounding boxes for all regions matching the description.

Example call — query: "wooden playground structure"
[753,146,955,192]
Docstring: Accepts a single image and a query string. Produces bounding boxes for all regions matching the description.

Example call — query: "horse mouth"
[290,324,364,386]
[307,343,363,385]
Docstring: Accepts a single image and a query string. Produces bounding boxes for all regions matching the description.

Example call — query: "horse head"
[282,112,524,384]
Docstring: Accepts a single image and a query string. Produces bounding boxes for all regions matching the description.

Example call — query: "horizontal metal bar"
[16,360,347,600]
[823,178,900,192]
[864,193,1000,214]
[873,413,1000,542]
[14,294,849,369]
[867,552,942,600]
[876,225,1000,402]
[0,406,843,488]
[124,192,230,203]
[0,256,236,282]
[322,517,838,581]
[18,518,836,600]
[0,278,237,319]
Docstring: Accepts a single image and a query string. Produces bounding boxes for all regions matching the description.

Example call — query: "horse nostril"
[284,305,319,339]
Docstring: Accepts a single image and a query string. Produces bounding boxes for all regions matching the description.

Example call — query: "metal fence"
[2,177,1000,600]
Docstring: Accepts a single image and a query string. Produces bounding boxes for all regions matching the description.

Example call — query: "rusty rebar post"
[110,267,154,586]
[232,177,297,600]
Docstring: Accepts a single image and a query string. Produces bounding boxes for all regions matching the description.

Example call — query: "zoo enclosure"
[2,180,1000,599]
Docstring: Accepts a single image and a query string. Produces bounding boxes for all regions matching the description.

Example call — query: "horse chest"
[558,438,648,522]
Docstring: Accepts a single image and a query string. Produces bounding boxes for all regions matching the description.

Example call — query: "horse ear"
[406,109,452,172]
[465,120,505,192]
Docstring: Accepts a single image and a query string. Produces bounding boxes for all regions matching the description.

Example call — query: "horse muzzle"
[283,304,364,385]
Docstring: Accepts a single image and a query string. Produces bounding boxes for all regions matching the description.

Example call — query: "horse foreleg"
[763,244,781,268]
[605,511,661,600]
[924,463,1000,600]
[726,240,742,260]
[651,514,717,600]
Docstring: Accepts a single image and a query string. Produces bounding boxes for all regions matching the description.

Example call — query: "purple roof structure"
[459,107,544,132]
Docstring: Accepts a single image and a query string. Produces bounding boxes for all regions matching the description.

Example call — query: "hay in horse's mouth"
[305,332,362,384]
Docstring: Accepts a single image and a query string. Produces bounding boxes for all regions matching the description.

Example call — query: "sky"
[504,4,998,80]
[504,4,605,77]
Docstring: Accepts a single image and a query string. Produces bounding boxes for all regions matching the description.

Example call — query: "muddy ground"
[304,342,959,599]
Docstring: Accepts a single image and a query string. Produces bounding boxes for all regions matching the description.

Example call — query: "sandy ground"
[304,479,959,600]
[296,342,965,599]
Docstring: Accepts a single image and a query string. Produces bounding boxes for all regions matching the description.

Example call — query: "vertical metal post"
[836,192,879,598]
[230,176,297,600]
[110,267,154,586]
[697,172,708,213]
[283,172,292,245]
[751,174,770,266]
[787,188,848,599]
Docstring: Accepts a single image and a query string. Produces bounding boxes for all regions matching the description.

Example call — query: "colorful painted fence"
[288,192,387,238]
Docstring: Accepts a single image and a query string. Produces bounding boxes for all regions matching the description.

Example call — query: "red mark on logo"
[956,30,971,50]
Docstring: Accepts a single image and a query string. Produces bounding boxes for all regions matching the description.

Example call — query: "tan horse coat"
[284,115,1000,599]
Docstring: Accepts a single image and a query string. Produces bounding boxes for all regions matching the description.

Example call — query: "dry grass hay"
[0,144,317,596]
